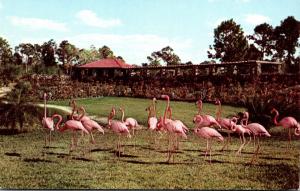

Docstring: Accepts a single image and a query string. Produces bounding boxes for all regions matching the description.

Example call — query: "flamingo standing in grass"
[157,95,187,163]
[241,112,271,164]
[107,107,131,156]
[146,98,161,148]
[194,127,224,163]
[77,106,104,144]
[51,112,90,153]
[119,107,138,149]
[233,118,252,155]
[193,99,221,129]
[215,99,237,151]
[271,108,300,146]
[42,92,55,146]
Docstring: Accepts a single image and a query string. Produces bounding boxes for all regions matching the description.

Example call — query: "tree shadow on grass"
[0,129,22,135]
[5,152,21,157]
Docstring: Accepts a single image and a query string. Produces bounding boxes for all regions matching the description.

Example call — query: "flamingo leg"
[49,130,52,146]
[236,133,246,155]
[90,132,95,144]
[209,140,212,163]
[288,128,291,148]
[250,137,260,164]
[205,139,209,158]
[221,135,229,151]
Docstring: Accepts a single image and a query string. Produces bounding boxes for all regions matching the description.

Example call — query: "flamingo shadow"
[110,151,139,158]
[44,151,69,156]
[157,150,184,154]
[259,156,292,161]
[5,152,21,157]
[90,148,112,152]
[122,159,198,165]
[71,157,95,162]
[23,158,55,163]
[43,146,65,149]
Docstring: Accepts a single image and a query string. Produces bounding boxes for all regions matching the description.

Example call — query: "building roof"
[78,58,134,69]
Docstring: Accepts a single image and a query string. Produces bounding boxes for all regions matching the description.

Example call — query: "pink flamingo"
[69,99,91,121]
[271,108,300,146]
[241,112,271,164]
[233,117,252,155]
[157,95,187,163]
[42,93,55,146]
[119,107,139,150]
[166,106,189,150]
[194,127,224,163]
[193,99,221,129]
[215,99,237,151]
[77,106,104,144]
[51,112,90,153]
[107,107,131,156]
[146,98,161,148]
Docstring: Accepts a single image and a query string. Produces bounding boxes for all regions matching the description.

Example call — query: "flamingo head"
[153,97,157,103]
[243,111,249,119]
[157,117,163,130]
[215,99,220,105]
[295,123,300,136]
[145,106,150,112]
[270,108,277,114]
[43,93,47,99]
[196,99,202,106]
[161,95,169,101]
[119,107,124,112]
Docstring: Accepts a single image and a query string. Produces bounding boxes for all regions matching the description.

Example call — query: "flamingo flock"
[42,93,300,164]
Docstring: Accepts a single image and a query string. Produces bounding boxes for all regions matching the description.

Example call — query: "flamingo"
[215,99,237,151]
[157,95,187,163]
[41,92,55,146]
[193,99,221,129]
[145,98,161,148]
[51,112,89,153]
[194,127,224,163]
[233,117,252,155]
[107,107,131,156]
[77,106,104,144]
[271,108,300,146]
[119,107,139,150]
[69,99,91,121]
[241,112,271,164]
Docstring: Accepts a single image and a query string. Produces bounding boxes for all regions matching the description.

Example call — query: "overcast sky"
[0,0,299,65]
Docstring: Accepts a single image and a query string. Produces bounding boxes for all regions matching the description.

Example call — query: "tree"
[78,45,100,65]
[0,81,42,132]
[99,45,114,59]
[244,44,263,60]
[147,46,181,66]
[273,16,300,72]
[248,23,274,60]
[14,43,39,73]
[57,40,79,74]
[0,37,13,66]
[41,39,57,66]
[208,19,249,62]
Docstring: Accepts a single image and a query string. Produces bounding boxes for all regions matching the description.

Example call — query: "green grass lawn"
[0,97,299,189]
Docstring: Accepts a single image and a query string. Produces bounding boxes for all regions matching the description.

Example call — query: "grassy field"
[0,97,299,189]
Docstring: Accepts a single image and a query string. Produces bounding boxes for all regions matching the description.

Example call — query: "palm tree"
[0,81,43,133]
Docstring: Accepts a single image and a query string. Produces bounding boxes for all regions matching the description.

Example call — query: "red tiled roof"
[78,58,134,69]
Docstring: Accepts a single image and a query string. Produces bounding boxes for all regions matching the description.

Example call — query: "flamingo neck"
[272,109,279,126]
[163,95,170,125]
[44,94,47,118]
[217,101,222,119]
[153,99,157,118]
[197,100,202,114]
[52,114,62,130]
[78,107,85,121]
[121,108,125,122]
[167,106,172,119]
